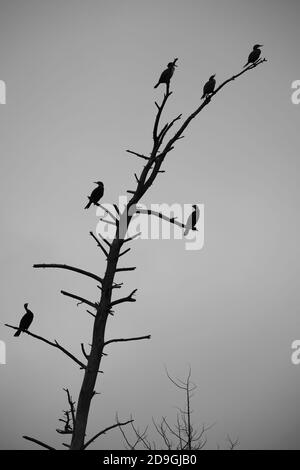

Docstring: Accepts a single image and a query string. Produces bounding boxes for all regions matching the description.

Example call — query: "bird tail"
[243,62,249,68]
[201,93,206,100]
[154,82,160,89]
[84,199,92,210]
[14,330,21,337]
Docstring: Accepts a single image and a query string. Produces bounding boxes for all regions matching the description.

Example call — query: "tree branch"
[126,149,150,160]
[135,208,186,229]
[81,343,90,360]
[158,113,182,143]
[118,247,131,258]
[60,290,97,309]
[82,419,133,450]
[129,59,267,202]
[161,59,267,156]
[5,324,86,369]
[110,289,137,307]
[124,232,142,242]
[115,266,136,272]
[89,231,109,258]
[64,388,76,428]
[33,263,103,284]
[153,90,172,143]
[23,435,56,450]
[98,204,119,224]
[98,217,117,226]
[103,335,151,348]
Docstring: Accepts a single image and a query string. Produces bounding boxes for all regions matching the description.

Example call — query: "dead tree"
[6,55,266,450]
[119,368,239,450]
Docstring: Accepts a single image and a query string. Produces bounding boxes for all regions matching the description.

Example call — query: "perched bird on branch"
[201,75,216,99]
[244,44,263,67]
[154,58,178,89]
[84,181,104,209]
[184,205,200,236]
[14,303,34,337]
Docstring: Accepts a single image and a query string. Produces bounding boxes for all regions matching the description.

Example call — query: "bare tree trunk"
[70,236,122,449]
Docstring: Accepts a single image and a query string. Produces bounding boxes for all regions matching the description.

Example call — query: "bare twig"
[81,343,89,360]
[110,289,137,307]
[227,435,240,450]
[60,290,97,309]
[33,263,103,284]
[126,149,150,160]
[64,388,76,428]
[104,335,151,348]
[98,217,117,227]
[89,231,109,257]
[98,204,119,224]
[135,208,186,229]
[23,435,55,450]
[113,204,120,216]
[118,247,131,258]
[124,231,142,243]
[82,419,133,450]
[115,266,136,272]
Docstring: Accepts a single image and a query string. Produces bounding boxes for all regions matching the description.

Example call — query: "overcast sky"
[0,0,300,450]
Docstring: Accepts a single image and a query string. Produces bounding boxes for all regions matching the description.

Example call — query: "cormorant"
[14,303,34,337]
[154,59,178,89]
[244,44,263,67]
[84,181,104,209]
[201,75,216,99]
[184,205,200,236]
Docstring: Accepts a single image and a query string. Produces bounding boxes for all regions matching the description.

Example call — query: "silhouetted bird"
[84,181,104,209]
[154,59,178,89]
[14,303,34,337]
[244,44,263,67]
[184,205,200,236]
[201,75,216,99]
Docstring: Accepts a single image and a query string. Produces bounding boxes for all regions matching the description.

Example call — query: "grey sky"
[0,0,299,449]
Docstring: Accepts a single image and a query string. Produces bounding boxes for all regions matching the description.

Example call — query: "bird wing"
[19,312,33,330]
[203,80,214,96]
[90,185,104,202]
[192,207,200,227]
[159,68,171,84]
[248,49,261,63]
[203,82,209,95]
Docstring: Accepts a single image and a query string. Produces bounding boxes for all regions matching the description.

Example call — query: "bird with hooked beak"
[154,58,178,90]
[84,181,104,209]
[14,303,34,337]
[201,74,216,100]
[244,44,263,67]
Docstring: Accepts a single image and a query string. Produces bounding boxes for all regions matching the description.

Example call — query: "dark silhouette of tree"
[5,52,266,450]
[119,369,239,450]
